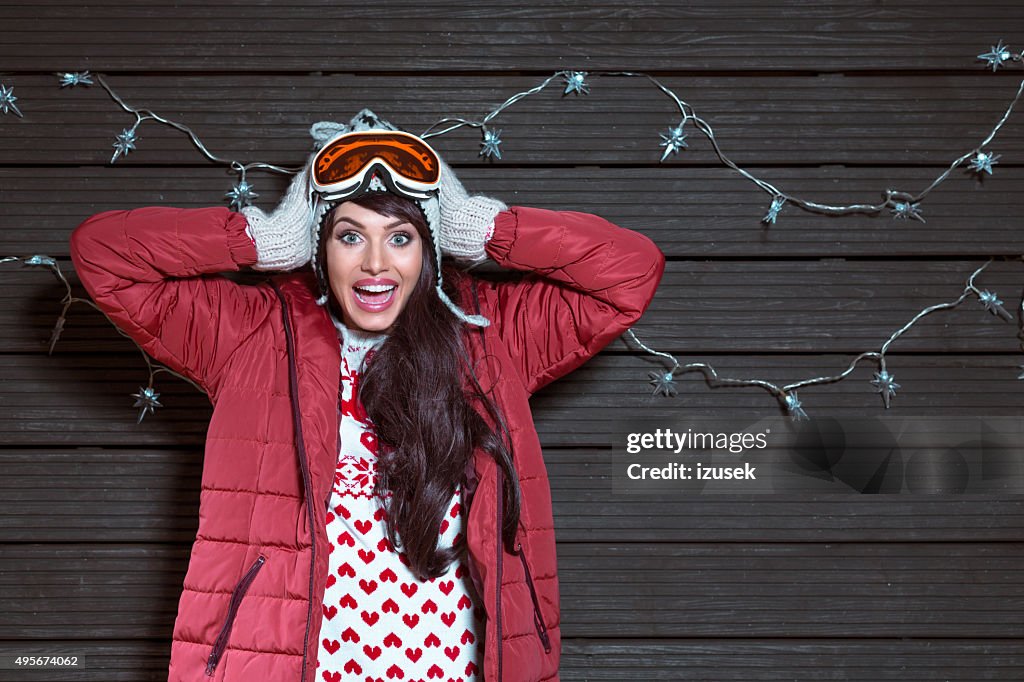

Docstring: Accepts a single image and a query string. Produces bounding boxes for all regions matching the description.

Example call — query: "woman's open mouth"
[352,283,397,312]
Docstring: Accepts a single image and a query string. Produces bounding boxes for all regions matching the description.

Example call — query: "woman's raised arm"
[477,205,666,395]
[69,206,275,398]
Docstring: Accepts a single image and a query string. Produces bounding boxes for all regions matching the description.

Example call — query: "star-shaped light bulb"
[870,370,901,409]
[762,196,785,225]
[969,151,1000,175]
[978,290,1011,320]
[0,83,23,118]
[784,392,808,420]
[479,129,503,160]
[24,254,57,267]
[225,180,259,211]
[59,71,94,88]
[648,370,678,397]
[131,386,163,424]
[978,40,1014,72]
[563,71,590,96]
[111,128,138,164]
[890,200,925,223]
[658,124,688,162]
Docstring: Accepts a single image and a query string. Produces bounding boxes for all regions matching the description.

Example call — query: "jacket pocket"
[205,555,266,677]
[514,542,552,653]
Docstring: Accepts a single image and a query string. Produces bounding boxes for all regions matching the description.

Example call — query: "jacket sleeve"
[69,206,274,398]
[478,205,666,395]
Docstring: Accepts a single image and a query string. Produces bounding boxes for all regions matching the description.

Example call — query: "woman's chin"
[344,310,396,334]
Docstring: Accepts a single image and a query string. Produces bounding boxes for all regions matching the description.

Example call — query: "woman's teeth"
[354,285,396,304]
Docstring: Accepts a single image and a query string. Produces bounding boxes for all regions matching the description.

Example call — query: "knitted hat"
[308,109,490,327]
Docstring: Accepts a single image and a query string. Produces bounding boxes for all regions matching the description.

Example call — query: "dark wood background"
[1,2,1023,680]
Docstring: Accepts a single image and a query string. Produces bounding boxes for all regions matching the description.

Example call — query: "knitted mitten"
[241,161,316,271]
[436,158,507,265]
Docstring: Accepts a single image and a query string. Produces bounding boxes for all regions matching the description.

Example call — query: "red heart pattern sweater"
[316,316,483,682]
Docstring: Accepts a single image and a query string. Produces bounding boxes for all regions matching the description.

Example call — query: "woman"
[70,110,665,682]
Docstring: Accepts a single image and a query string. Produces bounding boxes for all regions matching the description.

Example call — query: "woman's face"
[325,201,424,334]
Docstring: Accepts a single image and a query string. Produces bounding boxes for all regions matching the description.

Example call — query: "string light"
[418,64,1023,234]
[17,41,1022,420]
[624,259,1018,417]
[1,255,202,422]
[79,73,300,207]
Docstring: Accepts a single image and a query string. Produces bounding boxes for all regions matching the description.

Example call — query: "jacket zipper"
[472,281,517,679]
[496,462,504,680]
[513,542,552,653]
[204,555,266,676]
[272,283,317,682]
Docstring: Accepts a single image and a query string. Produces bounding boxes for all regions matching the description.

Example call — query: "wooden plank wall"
[2,2,1023,680]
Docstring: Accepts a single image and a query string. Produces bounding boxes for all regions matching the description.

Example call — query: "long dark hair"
[317,191,521,581]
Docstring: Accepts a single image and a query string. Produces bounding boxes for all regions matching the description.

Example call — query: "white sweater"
[315,313,484,681]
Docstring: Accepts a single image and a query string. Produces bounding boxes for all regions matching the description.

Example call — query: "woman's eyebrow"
[333,217,410,230]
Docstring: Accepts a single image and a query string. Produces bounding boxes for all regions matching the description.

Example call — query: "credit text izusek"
[626,462,757,480]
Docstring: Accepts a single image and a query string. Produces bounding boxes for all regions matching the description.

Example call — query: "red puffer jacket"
[70,204,665,681]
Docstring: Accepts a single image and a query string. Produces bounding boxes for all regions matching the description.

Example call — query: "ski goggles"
[311,129,441,202]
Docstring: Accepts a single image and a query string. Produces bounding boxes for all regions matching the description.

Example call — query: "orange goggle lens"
[312,130,441,200]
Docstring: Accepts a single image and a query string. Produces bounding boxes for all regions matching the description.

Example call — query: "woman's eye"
[334,231,412,246]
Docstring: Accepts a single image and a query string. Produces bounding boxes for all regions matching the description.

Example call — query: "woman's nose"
[362,238,387,273]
